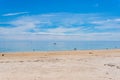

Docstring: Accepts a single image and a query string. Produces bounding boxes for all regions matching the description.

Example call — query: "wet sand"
[0,49,120,80]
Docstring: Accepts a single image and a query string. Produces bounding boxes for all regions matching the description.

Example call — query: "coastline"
[0,49,120,80]
[0,49,120,57]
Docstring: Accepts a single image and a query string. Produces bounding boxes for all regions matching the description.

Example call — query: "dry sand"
[0,49,120,80]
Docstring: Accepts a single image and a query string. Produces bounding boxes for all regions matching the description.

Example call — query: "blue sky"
[0,0,120,41]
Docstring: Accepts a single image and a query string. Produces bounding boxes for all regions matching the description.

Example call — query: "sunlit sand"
[0,49,120,80]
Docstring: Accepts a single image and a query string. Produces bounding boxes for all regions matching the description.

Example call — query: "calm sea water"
[0,40,120,52]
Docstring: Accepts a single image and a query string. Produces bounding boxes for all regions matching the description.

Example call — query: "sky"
[0,0,120,41]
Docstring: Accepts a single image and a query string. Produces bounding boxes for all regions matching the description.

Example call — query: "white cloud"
[1,13,120,41]
[45,27,81,35]
[2,12,28,16]
[1,32,120,41]
[113,18,120,22]
[92,18,120,30]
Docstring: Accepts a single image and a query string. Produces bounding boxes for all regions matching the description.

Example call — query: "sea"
[0,40,120,53]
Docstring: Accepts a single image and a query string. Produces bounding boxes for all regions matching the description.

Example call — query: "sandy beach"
[0,49,120,80]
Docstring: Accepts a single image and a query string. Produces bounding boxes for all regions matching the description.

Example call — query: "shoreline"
[0,49,120,58]
[1,48,120,53]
